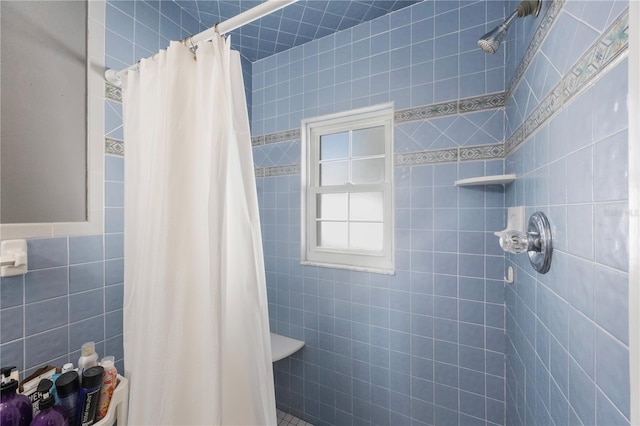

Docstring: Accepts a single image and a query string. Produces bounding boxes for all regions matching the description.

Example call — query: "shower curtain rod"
[104,0,298,87]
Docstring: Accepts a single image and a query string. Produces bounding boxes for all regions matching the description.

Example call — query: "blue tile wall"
[0,1,194,379]
[253,2,508,425]
[504,2,630,425]
[251,0,505,137]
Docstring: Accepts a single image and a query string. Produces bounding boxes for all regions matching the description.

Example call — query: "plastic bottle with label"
[77,366,103,426]
[95,356,117,421]
[0,367,32,426]
[30,379,67,426]
[77,342,99,380]
[55,371,80,426]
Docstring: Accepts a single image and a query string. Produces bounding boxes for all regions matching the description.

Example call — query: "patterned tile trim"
[252,129,301,146]
[506,9,629,155]
[105,83,122,102]
[506,124,525,155]
[265,128,301,144]
[395,101,458,122]
[524,85,563,139]
[105,138,124,156]
[254,142,504,176]
[506,0,566,98]
[255,164,301,177]
[458,93,505,113]
[562,12,629,100]
[395,92,505,123]
[395,148,458,166]
[459,143,505,161]
[253,93,506,145]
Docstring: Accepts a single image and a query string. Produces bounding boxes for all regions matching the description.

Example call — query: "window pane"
[352,158,385,184]
[320,161,349,186]
[349,223,383,251]
[317,193,347,220]
[352,126,385,157]
[317,221,348,249]
[350,192,383,221]
[320,132,349,160]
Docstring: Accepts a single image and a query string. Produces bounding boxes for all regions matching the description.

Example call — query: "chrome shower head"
[478,0,542,54]
[478,23,509,54]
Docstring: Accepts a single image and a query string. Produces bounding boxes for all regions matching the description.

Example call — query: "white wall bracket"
[0,239,28,277]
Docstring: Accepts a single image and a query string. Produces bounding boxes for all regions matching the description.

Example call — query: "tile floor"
[276,409,313,426]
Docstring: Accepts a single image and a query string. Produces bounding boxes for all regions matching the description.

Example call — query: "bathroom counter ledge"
[271,333,305,362]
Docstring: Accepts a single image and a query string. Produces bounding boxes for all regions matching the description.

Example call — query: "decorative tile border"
[459,143,505,161]
[395,101,458,122]
[396,143,505,166]
[506,9,629,155]
[254,142,505,177]
[105,138,124,156]
[105,83,122,102]
[524,85,563,138]
[458,93,505,113]
[253,93,506,147]
[506,124,525,155]
[395,149,458,166]
[265,128,300,144]
[254,164,301,177]
[395,92,505,123]
[562,13,629,100]
[506,0,566,98]
[252,129,301,146]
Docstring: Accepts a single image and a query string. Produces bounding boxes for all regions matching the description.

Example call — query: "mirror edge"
[0,0,105,240]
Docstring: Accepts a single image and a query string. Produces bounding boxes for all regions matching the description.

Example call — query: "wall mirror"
[0,1,104,239]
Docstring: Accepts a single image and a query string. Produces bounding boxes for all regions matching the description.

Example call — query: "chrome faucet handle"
[495,212,553,274]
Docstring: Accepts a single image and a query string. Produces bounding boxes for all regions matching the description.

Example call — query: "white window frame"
[301,103,395,274]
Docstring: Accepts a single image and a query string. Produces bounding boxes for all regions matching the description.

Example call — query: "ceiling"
[177,1,422,61]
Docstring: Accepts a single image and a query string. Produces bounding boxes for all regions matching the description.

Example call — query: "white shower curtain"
[122,37,276,425]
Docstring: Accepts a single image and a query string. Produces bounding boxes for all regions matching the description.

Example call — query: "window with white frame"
[301,103,394,274]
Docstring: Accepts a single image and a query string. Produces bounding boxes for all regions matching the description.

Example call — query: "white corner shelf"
[270,332,305,362]
[454,174,516,187]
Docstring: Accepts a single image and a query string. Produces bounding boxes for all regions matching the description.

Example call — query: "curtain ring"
[188,37,197,53]
[214,22,229,40]
[180,36,198,53]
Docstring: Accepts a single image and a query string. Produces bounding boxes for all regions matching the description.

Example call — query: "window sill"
[300,260,395,275]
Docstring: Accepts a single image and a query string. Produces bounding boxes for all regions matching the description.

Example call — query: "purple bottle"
[0,393,20,426]
[0,367,32,426]
[31,379,68,426]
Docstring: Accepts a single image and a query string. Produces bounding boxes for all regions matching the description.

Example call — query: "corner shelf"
[454,174,516,187]
[270,332,305,362]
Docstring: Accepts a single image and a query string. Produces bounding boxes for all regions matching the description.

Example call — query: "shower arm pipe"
[104,0,298,87]
[500,9,519,30]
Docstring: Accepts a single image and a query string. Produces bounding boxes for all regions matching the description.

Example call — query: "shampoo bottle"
[52,364,75,404]
[55,371,79,426]
[77,342,99,379]
[30,379,68,426]
[0,367,32,426]
[95,356,117,421]
[0,388,20,426]
[77,366,103,426]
